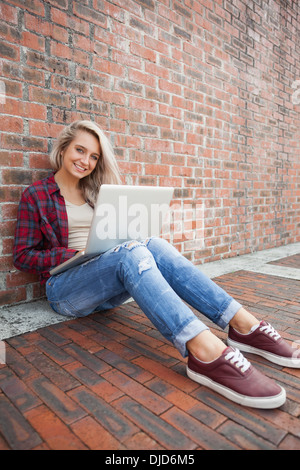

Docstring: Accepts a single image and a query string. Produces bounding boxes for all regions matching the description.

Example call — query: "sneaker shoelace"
[225,348,251,373]
[260,323,281,341]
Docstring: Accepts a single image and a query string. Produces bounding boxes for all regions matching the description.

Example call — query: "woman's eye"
[76,147,83,153]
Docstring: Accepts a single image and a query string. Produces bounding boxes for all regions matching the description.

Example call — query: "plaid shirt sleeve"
[13,175,78,283]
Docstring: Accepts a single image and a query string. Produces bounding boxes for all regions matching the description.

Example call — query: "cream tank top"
[65,200,94,251]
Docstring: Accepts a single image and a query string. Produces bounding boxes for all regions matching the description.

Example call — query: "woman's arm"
[13,188,77,275]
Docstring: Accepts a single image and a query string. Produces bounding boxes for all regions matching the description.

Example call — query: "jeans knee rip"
[113,240,141,252]
[113,238,153,253]
[138,257,152,275]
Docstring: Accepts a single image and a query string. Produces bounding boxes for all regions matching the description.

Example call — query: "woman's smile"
[74,162,88,173]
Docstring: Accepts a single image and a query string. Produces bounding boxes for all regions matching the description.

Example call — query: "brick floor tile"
[106,311,152,333]
[35,339,75,366]
[65,319,99,336]
[32,442,51,450]
[87,314,129,342]
[63,342,111,374]
[0,367,11,382]
[70,416,122,450]
[192,388,287,446]
[26,350,80,392]
[5,344,40,381]
[123,431,163,450]
[124,337,179,366]
[278,434,300,450]
[96,348,153,383]
[56,325,103,353]
[0,433,10,450]
[0,370,41,412]
[157,343,183,360]
[64,361,124,402]
[217,421,276,450]
[103,368,171,415]
[6,336,37,356]
[38,327,71,347]
[133,356,197,393]
[250,407,300,439]
[69,387,138,442]
[187,401,228,429]
[0,394,42,450]
[28,376,87,425]
[146,376,200,412]
[103,315,165,349]
[161,406,238,450]
[268,254,300,269]
[91,330,141,360]
[25,405,87,450]
[113,396,197,450]
[10,332,41,346]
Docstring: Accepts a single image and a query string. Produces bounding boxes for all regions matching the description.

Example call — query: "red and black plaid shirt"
[13,173,78,284]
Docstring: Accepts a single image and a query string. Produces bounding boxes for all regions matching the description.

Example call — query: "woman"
[13,120,300,409]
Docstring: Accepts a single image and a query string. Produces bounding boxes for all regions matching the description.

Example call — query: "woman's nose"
[80,154,90,166]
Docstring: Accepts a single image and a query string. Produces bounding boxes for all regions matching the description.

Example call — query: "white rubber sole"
[186,366,286,409]
[227,338,300,368]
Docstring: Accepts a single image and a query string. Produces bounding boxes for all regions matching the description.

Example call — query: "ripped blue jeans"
[46,237,242,357]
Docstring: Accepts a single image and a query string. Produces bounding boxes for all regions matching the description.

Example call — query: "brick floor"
[0,265,299,450]
[268,253,300,270]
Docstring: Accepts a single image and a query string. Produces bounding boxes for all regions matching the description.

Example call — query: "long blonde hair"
[50,120,121,207]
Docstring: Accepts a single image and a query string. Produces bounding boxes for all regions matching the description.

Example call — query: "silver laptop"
[50,184,174,276]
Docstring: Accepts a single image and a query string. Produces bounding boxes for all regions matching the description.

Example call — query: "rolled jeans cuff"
[174,299,242,358]
[174,319,209,358]
[217,299,242,329]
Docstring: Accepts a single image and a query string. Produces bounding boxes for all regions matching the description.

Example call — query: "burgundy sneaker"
[228,321,300,368]
[187,347,286,409]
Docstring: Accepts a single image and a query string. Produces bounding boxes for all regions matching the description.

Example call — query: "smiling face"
[59,130,101,183]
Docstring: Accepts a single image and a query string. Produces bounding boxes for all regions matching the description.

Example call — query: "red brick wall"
[1,0,300,307]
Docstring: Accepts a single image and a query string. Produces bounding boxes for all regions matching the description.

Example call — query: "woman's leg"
[146,237,242,329]
[45,239,293,408]
[47,237,258,358]
[46,240,210,357]
[187,309,260,362]
[145,237,260,360]
[229,307,259,333]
